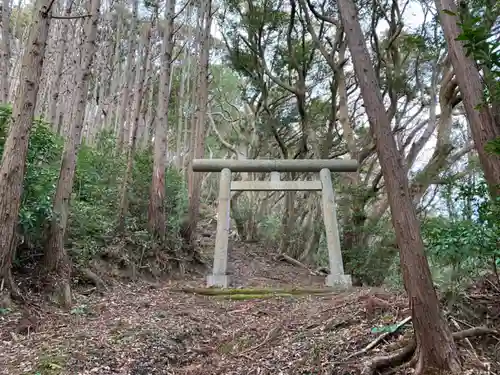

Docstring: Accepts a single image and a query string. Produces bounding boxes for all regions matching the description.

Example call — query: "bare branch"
[305,0,339,25]
[208,111,238,154]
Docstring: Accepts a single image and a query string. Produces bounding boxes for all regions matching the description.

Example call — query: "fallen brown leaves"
[0,243,498,375]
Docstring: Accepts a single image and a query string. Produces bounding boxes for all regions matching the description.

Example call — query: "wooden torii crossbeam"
[192,159,359,288]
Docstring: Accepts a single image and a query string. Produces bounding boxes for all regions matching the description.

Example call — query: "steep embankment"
[1,235,498,375]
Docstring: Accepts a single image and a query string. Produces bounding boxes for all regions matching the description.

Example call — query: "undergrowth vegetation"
[422,179,500,290]
[1,97,499,291]
[224,173,500,294]
[0,104,187,277]
[380,178,500,292]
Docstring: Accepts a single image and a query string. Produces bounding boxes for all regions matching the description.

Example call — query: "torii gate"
[192,159,359,288]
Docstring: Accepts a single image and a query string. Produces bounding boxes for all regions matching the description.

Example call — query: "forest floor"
[1,231,499,375]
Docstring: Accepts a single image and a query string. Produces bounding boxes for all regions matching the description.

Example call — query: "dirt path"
[1,241,497,375]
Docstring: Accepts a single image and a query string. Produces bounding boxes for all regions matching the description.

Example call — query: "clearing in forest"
[0,242,498,375]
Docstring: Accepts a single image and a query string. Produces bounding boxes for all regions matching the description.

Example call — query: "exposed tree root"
[78,268,107,291]
[59,280,72,309]
[361,341,416,375]
[42,273,72,309]
[361,327,498,375]
[0,269,25,306]
[1,234,25,305]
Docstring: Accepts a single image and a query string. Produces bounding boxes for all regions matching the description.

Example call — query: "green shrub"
[421,178,500,291]
[0,106,63,250]
[0,104,187,271]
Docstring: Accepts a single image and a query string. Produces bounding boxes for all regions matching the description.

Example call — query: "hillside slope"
[1,237,498,375]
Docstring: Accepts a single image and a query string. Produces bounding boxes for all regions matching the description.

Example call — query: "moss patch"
[215,293,295,300]
[173,287,336,296]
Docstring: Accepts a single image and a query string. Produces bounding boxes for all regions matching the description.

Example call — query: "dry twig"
[276,254,318,275]
[238,325,282,355]
[345,315,412,360]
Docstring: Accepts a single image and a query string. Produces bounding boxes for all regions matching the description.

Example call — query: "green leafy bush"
[0,104,187,270]
[0,105,63,250]
[452,0,500,106]
[421,179,500,290]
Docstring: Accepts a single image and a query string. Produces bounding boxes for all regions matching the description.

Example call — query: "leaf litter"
[1,241,499,375]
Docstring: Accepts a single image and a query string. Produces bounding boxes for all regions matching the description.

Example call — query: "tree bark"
[48,0,73,127]
[0,0,53,299]
[337,0,462,373]
[149,0,176,239]
[183,0,213,243]
[115,0,138,153]
[0,0,11,103]
[118,22,151,231]
[436,0,500,197]
[44,0,100,309]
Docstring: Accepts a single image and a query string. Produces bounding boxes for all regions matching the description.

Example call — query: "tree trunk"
[0,0,11,103]
[332,42,368,283]
[117,22,151,231]
[437,0,500,198]
[115,0,138,153]
[7,1,28,102]
[149,0,176,239]
[337,0,462,373]
[107,10,123,132]
[141,74,155,149]
[135,31,153,149]
[44,0,100,309]
[183,0,212,243]
[48,0,73,126]
[175,10,193,170]
[0,0,53,300]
